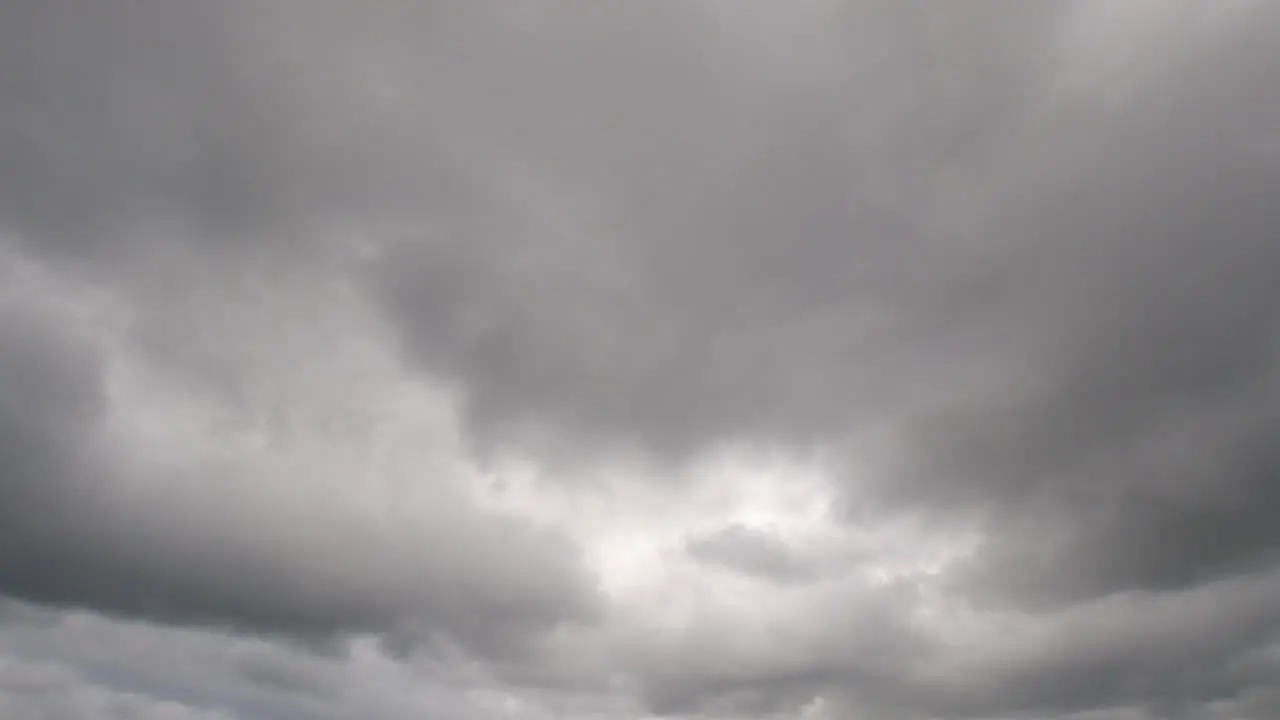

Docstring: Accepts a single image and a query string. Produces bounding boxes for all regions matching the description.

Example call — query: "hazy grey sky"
[3,2,1280,719]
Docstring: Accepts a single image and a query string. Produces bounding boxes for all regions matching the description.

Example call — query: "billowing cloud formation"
[2,2,1280,719]
[0,267,597,659]
[370,2,1065,460]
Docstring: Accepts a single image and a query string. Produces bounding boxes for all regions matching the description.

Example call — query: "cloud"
[867,8,1280,608]
[367,1,1066,460]
[684,524,838,584]
[2,1,1280,719]
[908,571,1280,718]
[0,603,645,720]
[0,270,598,658]
[0,657,235,720]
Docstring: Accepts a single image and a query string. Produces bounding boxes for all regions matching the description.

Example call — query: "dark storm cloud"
[365,1,1280,715]
[371,1,1065,458]
[0,0,599,653]
[875,10,1280,607]
[5,1,1280,718]
[0,308,107,578]
[365,0,1280,619]
[0,305,597,658]
[615,7,1280,709]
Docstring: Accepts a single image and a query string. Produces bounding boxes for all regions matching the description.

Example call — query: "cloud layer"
[2,2,1280,719]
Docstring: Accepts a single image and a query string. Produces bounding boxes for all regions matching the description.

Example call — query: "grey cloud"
[0,606,635,720]
[618,576,930,718]
[915,572,1280,719]
[0,304,597,658]
[0,656,236,720]
[0,308,107,595]
[370,1,1065,459]
[684,524,825,584]
[873,10,1280,607]
[366,0,1280,617]
[0,1,363,268]
[628,570,1280,720]
[0,0,575,277]
[5,1,1280,719]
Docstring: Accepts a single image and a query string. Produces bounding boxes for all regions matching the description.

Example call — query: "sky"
[2,2,1280,719]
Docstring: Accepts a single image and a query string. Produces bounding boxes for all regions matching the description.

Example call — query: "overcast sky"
[3,2,1280,719]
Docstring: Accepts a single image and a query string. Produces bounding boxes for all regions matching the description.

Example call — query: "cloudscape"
[3,2,1280,719]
